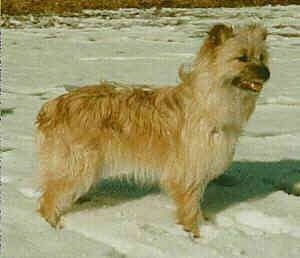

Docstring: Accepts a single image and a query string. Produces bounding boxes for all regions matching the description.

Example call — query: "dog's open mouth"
[232,78,264,93]
[239,81,263,92]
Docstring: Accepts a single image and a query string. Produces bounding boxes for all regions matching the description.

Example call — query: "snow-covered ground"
[1,5,300,258]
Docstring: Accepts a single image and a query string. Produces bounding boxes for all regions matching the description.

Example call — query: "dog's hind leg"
[38,143,102,228]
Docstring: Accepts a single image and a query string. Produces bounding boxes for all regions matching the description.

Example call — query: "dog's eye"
[259,54,264,61]
[238,54,248,62]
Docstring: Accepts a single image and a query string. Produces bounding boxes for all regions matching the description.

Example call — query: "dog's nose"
[258,64,270,81]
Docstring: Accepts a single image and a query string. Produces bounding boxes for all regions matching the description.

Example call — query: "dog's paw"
[37,206,63,229]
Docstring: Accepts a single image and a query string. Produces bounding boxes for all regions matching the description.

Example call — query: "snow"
[2,5,300,258]
[234,209,300,236]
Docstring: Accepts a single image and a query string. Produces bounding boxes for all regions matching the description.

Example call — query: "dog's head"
[195,23,270,93]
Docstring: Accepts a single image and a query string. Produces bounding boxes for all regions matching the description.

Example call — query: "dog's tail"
[36,98,61,133]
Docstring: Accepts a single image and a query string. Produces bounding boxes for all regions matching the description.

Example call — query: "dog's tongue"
[241,82,263,92]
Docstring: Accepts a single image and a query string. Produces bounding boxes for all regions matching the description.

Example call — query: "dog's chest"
[205,126,238,178]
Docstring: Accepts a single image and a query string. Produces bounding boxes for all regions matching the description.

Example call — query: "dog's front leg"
[163,178,206,238]
[179,182,202,238]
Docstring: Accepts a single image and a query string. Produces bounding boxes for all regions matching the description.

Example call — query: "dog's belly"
[101,160,160,184]
[100,145,161,184]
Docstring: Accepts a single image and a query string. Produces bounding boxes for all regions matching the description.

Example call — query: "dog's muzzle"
[233,64,270,93]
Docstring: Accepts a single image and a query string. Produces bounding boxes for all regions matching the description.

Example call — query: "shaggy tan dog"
[36,24,270,238]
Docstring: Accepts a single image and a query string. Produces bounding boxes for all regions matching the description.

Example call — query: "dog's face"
[201,24,270,94]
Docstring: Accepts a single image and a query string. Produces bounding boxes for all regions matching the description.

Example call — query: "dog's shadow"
[75,160,300,216]
[75,176,160,211]
[202,160,300,216]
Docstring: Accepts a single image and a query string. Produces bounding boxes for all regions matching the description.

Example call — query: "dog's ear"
[255,25,267,41]
[178,62,192,82]
[208,24,234,45]
[247,24,267,41]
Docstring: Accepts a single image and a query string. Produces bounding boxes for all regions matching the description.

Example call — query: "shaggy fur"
[36,23,270,238]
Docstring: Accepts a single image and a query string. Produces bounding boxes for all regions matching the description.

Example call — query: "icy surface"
[2,5,300,258]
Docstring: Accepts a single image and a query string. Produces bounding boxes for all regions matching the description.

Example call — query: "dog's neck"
[180,69,258,133]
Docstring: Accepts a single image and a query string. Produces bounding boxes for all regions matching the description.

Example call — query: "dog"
[36,24,270,238]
